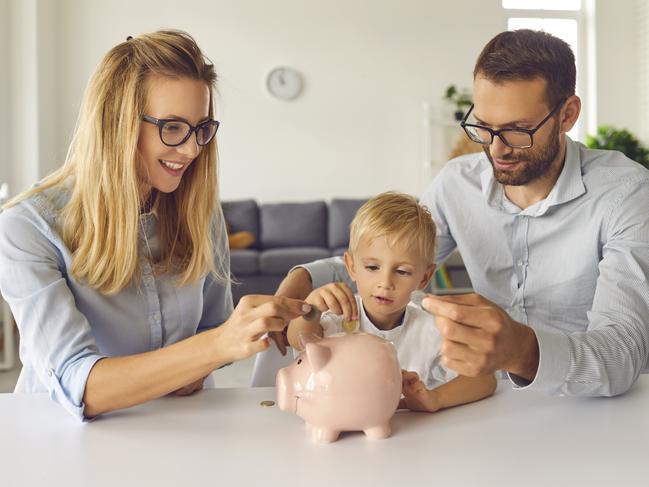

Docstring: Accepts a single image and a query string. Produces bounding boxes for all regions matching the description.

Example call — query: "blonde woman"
[0,30,310,420]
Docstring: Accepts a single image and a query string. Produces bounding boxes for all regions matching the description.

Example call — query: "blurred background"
[1,0,648,389]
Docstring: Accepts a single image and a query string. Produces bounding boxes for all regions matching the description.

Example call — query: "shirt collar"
[359,297,408,339]
[480,137,586,216]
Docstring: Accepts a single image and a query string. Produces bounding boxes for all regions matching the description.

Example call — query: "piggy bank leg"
[364,423,391,440]
[308,423,340,443]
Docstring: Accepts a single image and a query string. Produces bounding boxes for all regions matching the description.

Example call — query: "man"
[274,29,649,397]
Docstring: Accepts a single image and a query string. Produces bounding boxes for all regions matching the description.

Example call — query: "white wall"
[637,0,649,145]
[0,0,8,189]
[595,0,639,134]
[3,0,646,201]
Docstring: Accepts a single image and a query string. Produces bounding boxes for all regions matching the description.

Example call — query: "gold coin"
[260,400,275,407]
[342,319,359,333]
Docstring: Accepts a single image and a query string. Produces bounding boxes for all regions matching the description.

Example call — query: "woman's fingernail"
[302,303,312,313]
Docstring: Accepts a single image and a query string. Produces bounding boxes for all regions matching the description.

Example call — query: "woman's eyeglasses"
[142,115,220,147]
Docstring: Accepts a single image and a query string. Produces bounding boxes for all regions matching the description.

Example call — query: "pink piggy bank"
[276,332,402,443]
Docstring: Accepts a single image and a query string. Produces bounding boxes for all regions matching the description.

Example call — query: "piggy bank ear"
[297,331,322,350]
[305,342,331,372]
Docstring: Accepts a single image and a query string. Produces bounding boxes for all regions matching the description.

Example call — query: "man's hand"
[422,293,539,380]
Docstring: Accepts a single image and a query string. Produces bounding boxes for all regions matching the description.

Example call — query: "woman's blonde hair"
[349,192,436,265]
[4,30,224,294]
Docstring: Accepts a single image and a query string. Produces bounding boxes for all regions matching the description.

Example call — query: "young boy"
[287,192,496,412]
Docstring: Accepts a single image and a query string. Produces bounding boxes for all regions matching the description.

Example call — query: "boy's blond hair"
[349,192,436,264]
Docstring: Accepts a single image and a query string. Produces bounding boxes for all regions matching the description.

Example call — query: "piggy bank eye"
[297,359,303,365]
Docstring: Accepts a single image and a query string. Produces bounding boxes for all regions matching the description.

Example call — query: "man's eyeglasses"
[460,101,564,149]
[142,115,220,147]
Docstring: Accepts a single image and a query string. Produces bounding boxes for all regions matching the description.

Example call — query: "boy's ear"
[343,251,357,281]
[418,264,436,290]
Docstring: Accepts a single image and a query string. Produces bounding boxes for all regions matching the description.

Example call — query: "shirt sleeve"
[420,166,458,266]
[509,176,649,396]
[292,256,357,291]
[198,207,234,332]
[0,209,106,421]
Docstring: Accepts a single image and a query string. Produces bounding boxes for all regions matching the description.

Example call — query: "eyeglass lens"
[465,126,532,148]
[160,120,217,146]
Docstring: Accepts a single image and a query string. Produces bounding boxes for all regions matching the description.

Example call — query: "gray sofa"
[222,198,367,303]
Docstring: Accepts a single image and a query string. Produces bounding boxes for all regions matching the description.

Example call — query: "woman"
[0,30,309,420]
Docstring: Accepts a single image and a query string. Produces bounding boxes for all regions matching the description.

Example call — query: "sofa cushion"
[260,201,327,249]
[328,198,367,249]
[229,249,259,276]
[222,200,260,249]
[332,246,347,257]
[259,247,331,275]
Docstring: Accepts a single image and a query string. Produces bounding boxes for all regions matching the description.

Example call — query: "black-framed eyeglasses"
[142,115,220,147]
[460,101,564,149]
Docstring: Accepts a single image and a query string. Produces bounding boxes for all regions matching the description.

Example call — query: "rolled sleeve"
[48,354,105,421]
[0,209,107,421]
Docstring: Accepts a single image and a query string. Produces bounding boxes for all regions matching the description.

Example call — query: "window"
[502,0,588,142]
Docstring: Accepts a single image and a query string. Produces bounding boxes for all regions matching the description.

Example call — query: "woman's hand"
[213,295,311,363]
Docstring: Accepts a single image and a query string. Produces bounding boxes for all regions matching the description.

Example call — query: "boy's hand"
[306,282,358,321]
[400,370,440,413]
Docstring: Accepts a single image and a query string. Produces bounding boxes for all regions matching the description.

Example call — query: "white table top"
[2,377,648,487]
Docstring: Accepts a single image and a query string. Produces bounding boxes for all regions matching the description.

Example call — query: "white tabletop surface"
[2,376,648,487]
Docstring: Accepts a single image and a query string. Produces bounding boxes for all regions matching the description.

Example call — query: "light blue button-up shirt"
[302,138,649,396]
[0,185,233,420]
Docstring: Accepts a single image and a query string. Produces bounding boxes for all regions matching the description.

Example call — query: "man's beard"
[484,123,561,186]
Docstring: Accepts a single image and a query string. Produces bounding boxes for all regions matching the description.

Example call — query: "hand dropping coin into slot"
[302,303,359,334]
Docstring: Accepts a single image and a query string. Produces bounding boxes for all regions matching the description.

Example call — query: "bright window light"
[502,0,581,10]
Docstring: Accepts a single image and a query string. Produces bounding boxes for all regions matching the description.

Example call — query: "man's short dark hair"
[474,29,576,108]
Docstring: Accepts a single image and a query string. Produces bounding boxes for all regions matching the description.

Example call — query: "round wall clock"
[266,66,303,101]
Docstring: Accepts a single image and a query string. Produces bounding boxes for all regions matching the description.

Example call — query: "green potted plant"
[585,125,649,169]
[444,84,473,121]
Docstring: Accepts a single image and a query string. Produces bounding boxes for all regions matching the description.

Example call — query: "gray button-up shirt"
[303,138,649,396]
[0,185,233,420]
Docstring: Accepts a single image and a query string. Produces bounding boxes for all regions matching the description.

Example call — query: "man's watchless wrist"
[507,323,540,381]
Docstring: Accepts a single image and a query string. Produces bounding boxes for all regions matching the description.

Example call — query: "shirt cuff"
[507,326,571,394]
[48,354,105,422]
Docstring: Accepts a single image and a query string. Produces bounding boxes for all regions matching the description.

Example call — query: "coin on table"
[260,400,275,407]
[342,319,359,333]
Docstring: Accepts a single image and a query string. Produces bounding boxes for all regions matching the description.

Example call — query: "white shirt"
[320,295,457,389]
[301,138,649,397]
